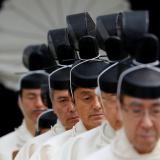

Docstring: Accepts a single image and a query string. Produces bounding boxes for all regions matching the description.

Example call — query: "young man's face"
[100,91,122,130]
[19,89,48,124]
[74,87,104,130]
[121,95,160,153]
[51,90,79,130]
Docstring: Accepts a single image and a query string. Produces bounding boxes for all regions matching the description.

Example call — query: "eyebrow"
[57,96,69,100]
[103,94,115,99]
[26,92,37,96]
[151,102,160,107]
[126,101,143,107]
[80,91,94,95]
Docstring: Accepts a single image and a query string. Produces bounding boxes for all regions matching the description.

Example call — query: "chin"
[135,144,156,154]
[91,114,105,121]
[115,121,122,130]
[68,119,79,127]
[137,148,154,154]
[93,120,104,127]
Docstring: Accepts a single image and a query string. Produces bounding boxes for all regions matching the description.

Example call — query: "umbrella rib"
[85,0,98,11]
[8,2,49,31]
[101,1,129,13]
[69,0,79,13]
[0,47,25,53]
[35,0,56,27]
[55,0,64,26]
[0,26,43,39]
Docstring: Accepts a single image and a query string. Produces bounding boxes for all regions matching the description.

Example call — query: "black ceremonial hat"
[99,60,130,94]
[66,12,96,50]
[117,10,149,56]
[47,28,76,65]
[49,66,71,90]
[44,64,64,74]
[71,59,109,88]
[117,10,149,40]
[78,35,99,59]
[96,13,118,50]
[37,109,57,130]
[133,33,159,65]
[105,36,128,61]
[20,71,48,90]
[23,44,57,71]
[120,66,160,99]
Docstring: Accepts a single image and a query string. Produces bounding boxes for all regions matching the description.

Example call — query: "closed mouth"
[139,133,155,141]
[89,113,104,118]
[33,109,47,116]
[68,116,79,121]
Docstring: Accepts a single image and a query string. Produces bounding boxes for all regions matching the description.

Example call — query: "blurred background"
[0,0,159,136]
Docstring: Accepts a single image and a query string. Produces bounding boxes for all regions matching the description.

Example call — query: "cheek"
[101,100,107,109]
[52,101,62,114]
[123,114,138,140]
[109,109,117,120]
[53,106,58,115]
[76,102,89,120]
[106,110,117,127]
[103,104,116,118]
[54,105,64,115]
[54,108,68,126]
[155,124,160,137]
[20,101,35,120]
[103,107,110,118]
[21,101,32,113]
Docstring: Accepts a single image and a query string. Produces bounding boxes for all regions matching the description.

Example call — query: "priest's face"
[121,95,160,154]
[100,91,122,130]
[73,87,104,130]
[51,89,79,130]
[19,89,48,124]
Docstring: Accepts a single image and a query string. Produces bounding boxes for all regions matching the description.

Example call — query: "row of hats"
[21,10,160,110]
[22,10,160,72]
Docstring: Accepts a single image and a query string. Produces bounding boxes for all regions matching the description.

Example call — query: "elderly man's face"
[74,88,104,130]
[121,95,160,154]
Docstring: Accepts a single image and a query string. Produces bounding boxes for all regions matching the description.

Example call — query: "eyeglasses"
[123,105,160,119]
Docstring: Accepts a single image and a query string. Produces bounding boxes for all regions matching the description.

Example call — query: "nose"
[35,96,47,108]
[140,111,153,129]
[92,96,102,111]
[68,102,76,113]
